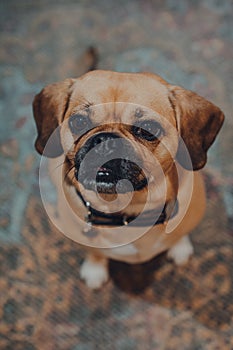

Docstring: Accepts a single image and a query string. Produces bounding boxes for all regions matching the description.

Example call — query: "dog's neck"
[75,188,178,229]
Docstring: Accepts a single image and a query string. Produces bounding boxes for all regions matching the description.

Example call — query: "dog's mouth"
[76,158,147,194]
[73,132,148,194]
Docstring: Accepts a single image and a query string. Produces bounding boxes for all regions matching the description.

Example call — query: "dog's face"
[33,70,224,202]
[60,78,179,196]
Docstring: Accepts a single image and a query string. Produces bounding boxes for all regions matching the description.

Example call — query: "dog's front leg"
[80,253,109,289]
[167,236,194,265]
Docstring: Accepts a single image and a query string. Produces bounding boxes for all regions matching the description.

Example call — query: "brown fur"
[33,70,224,286]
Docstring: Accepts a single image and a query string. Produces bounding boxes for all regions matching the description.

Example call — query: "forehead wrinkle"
[101,102,126,123]
[70,74,175,123]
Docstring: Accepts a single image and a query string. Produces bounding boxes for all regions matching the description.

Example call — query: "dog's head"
[33,70,224,197]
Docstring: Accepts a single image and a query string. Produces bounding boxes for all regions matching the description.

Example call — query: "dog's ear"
[169,86,224,170]
[33,79,75,157]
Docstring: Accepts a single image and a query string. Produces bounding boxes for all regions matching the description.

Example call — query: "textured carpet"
[0,175,232,349]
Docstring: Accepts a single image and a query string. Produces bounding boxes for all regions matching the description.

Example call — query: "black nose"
[87,132,120,156]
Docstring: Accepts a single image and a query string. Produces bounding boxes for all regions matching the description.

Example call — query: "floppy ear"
[169,86,224,170]
[33,79,75,157]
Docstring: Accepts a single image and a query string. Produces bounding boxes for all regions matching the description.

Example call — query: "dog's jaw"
[75,158,148,194]
[73,131,148,194]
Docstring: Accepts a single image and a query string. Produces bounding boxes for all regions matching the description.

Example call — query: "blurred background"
[0,1,232,349]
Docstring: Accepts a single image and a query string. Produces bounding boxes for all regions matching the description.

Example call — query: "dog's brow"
[82,100,93,109]
[71,100,93,115]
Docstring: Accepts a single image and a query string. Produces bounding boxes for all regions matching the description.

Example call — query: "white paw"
[80,258,109,289]
[167,236,194,265]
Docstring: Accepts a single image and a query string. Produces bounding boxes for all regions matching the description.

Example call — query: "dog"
[33,67,224,289]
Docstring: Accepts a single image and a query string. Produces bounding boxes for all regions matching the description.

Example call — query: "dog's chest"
[99,225,167,263]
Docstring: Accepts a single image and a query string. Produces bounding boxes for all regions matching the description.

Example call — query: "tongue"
[98,167,107,172]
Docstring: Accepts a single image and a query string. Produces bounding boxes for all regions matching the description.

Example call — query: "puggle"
[33,69,224,289]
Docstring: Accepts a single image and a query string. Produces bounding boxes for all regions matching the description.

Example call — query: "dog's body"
[33,70,224,289]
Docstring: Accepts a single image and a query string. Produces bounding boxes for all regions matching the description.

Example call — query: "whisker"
[54,161,66,171]
[63,164,75,183]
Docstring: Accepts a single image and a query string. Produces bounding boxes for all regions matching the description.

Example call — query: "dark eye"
[69,114,90,134]
[132,120,164,141]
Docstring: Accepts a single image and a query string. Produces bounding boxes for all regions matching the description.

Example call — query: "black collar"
[76,189,178,228]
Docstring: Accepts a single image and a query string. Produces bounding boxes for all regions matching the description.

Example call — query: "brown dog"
[33,70,224,289]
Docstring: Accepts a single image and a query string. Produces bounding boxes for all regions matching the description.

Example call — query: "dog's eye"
[69,114,90,134]
[132,120,164,141]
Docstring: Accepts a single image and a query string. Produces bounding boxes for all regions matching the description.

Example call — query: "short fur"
[33,69,224,289]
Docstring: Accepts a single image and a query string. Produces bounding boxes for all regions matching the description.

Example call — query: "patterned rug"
[0,172,232,350]
[0,1,232,349]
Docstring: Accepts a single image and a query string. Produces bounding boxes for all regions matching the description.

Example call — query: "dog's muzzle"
[74,132,147,194]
